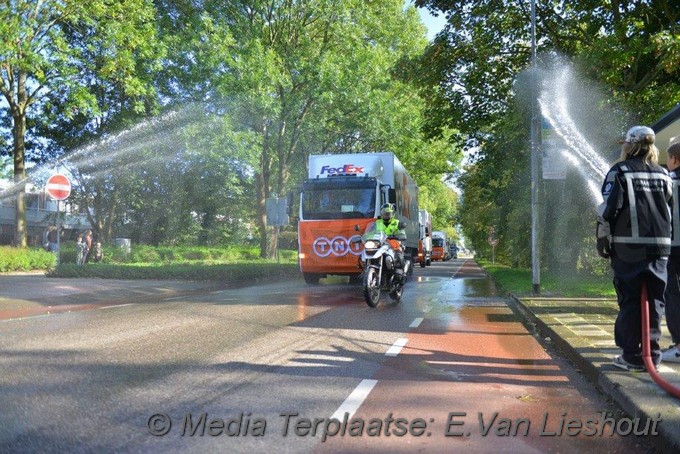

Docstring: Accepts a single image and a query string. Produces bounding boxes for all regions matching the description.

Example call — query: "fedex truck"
[298,152,419,284]
[415,209,432,268]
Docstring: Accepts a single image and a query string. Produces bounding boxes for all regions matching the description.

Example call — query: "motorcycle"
[354,221,409,307]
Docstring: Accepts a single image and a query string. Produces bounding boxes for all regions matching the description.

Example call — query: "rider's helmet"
[380,203,394,221]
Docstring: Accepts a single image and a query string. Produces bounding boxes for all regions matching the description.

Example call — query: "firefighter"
[376,203,407,283]
[596,125,673,372]
[662,138,680,362]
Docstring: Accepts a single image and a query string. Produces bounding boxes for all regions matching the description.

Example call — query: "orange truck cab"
[297,152,419,284]
[431,231,448,262]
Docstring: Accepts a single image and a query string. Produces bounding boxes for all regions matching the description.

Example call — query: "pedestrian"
[596,125,672,372]
[44,225,58,252]
[662,137,680,362]
[83,230,93,263]
[91,241,104,263]
[76,235,88,266]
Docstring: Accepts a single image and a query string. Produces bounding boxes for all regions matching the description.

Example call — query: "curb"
[509,293,679,452]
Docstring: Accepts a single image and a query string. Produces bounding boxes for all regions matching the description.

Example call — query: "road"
[0,259,661,452]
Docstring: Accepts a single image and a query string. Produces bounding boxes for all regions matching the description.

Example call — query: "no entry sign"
[46,174,71,200]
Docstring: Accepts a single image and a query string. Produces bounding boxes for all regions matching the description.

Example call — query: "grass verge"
[478,259,616,298]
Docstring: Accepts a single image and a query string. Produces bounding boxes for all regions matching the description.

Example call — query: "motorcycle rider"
[376,203,407,283]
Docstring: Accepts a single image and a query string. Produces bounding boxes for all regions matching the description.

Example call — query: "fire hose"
[641,282,680,397]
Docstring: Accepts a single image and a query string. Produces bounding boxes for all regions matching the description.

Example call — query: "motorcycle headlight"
[364,240,379,249]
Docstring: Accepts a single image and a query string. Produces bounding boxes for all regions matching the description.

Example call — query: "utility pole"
[530,0,541,295]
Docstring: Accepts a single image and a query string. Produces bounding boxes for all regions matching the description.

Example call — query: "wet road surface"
[0,260,660,452]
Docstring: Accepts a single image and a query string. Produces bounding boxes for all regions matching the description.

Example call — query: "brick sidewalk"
[515,296,680,451]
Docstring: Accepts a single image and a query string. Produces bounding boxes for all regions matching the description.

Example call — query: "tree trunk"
[12,111,27,247]
[103,186,119,242]
[257,123,273,258]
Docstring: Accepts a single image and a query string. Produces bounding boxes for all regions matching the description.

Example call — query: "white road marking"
[99,303,135,310]
[410,317,423,328]
[331,379,378,420]
[386,338,409,356]
[1,314,51,322]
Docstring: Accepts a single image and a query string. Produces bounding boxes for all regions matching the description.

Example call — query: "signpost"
[488,226,498,264]
[46,174,71,265]
[266,196,290,263]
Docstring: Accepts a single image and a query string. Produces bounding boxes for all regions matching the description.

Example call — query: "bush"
[48,262,301,284]
[3,242,299,281]
[0,246,56,272]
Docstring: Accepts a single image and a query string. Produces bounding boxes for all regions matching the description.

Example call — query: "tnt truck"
[297,152,419,284]
[431,231,448,261]
[415,209,432,268]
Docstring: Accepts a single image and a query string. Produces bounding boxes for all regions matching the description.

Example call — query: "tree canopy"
[416,0,680,272]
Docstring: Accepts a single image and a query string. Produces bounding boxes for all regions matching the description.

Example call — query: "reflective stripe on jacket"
[599,157,672,257]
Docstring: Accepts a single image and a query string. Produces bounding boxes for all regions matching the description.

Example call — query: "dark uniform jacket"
[598,157,672,260]
[670,169,680,258]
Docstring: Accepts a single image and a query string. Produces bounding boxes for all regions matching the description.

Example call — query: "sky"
[413,4,448,41]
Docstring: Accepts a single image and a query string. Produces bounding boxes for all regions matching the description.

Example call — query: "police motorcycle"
[353,221,409,307]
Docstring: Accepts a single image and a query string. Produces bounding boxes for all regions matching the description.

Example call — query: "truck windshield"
[433,238,444,247]
[302,187,376,220]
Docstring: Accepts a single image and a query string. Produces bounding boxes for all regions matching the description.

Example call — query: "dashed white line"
[1,314,51,323]
[331,379,378,420]
[386,338,409,357]
[99,303,135,310]
[410,318,424,328]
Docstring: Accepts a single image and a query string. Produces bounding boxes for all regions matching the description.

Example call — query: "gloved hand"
[597,237,611,259]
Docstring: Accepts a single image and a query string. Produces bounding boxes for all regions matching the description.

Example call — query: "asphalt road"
[0,259,661,453]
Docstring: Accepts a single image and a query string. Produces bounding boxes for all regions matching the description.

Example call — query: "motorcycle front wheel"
[363,267,381,307]
[389,281,403,304]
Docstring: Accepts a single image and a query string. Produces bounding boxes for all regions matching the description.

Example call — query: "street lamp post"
[530,0,541,295]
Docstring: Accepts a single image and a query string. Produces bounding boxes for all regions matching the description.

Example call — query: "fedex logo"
[319,164,364,175]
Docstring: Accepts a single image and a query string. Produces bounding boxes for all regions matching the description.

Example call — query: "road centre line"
[451,260,465,277]
[330,379,378,420]
[1,313,51,323]
[410,317,423,328]
[385,338,409,357]
[99,303,135,310]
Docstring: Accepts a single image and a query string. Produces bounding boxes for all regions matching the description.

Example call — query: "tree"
[0,0,162,246]
[156,0,437,258]
[415,0,680,136]
[416,0,680,272]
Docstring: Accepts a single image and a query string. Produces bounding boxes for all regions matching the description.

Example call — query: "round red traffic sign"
[46,174,71,200]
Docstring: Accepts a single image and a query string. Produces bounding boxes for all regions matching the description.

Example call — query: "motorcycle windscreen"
[298,219,374,274]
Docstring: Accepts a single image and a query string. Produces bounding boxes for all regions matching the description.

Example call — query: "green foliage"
[415,0,680,279]
[0,0,164,246]
[478,259,616,298]
[0,247,56,272]
[48,262,300,284]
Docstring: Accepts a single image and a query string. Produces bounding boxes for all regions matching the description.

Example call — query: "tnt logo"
[312,235,363,257]
[319,164,364,175]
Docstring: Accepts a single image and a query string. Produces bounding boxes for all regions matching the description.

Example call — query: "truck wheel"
[303,273,321,285]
